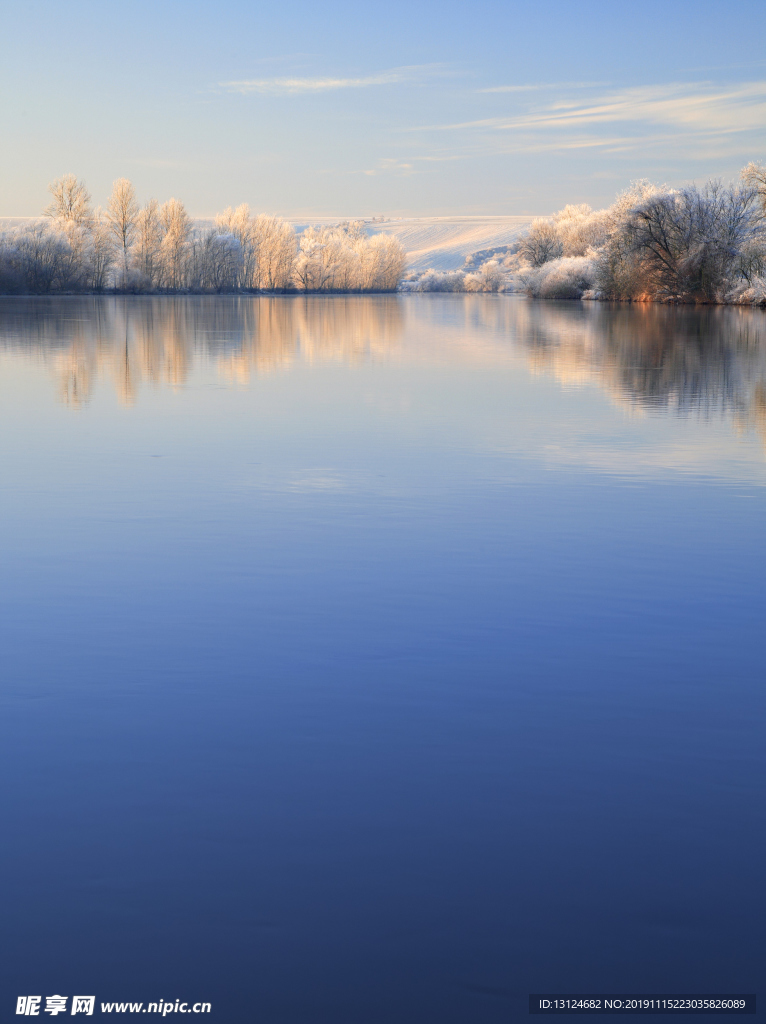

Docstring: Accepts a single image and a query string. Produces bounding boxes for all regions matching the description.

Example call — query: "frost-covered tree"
[293,223,404,291]
[90,209,115,290]
[107,178,139,284]
[253,215,296,290]
[517,173,766,303]
[135,199,163,287]
[45,174,93,226]
[737,234,766,285]
[159,198,191,289]
[553,204,610,256]
[41,174,95,289]
[214,207,296,290]
[517,219,564,267]
[188,230,243,291]
[0,221,89,293]
[621,180,761,300]
[295,227,335,290]
[3,175,407,295]
[591,181,662,299]
[361,233,406,290]
[741,162,766,218]
[215,204,255,288]
[15,223,79,292]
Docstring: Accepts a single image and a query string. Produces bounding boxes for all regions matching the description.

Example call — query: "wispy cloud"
[415,81,766,136]
[429,130,762,163]
[363,159,414,177]
[386,80,766,170]
[220,64,446,95]
[478,81,605,94]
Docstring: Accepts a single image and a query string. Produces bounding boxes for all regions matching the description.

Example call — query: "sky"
[2,0,766,218]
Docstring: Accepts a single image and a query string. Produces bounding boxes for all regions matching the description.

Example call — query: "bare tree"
[90,209,115,290]
[741,162,766,217]
[356,232,405,291]
[188,230,243,291]
[135,199,163,287]
[293,223,405,292]
[7,177,409,295]
[253,215,296,290]
[15,223,76,292]
[624,181,760,300]
[518,219,564,267]
[159,198,191,289]
[45,174,93,226]
[553,204,610,256]
[107,178,139,283]
[215,204,254,288]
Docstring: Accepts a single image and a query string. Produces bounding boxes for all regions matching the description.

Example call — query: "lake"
[0,295,763,1022]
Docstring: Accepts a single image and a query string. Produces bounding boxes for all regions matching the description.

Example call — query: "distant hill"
[365,216,535,272]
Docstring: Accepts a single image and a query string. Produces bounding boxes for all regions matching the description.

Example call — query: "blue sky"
[2,0,765,217]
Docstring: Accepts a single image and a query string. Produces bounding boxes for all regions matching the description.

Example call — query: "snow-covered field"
[366,216,534,272]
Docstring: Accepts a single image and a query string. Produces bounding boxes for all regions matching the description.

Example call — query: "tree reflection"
[510,300,766,439]
[0,296,405,406]
[0,296,764,448]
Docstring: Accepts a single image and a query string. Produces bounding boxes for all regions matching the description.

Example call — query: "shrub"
[522,256,597,299]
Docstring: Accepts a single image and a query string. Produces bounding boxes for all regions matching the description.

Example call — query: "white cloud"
[415,80,766,138]
[393,80,766,168]
[220,64,446,95]
[363,158,415,177]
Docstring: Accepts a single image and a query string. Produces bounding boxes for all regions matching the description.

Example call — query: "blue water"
[0,296,763,1022]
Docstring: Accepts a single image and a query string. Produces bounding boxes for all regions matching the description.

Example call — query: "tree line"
[0,176,406,294]
[517,163,766,304]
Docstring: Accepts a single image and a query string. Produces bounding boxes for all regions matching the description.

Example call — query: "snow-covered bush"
[403,259,507,293]
[727,277,766,306]
[464,259,504,292]
[522,256,597,299]
[408,269,467,292]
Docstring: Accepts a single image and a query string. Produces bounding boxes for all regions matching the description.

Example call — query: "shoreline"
[0,289,765,307]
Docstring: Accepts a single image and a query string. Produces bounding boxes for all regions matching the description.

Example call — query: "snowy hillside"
[366,216,534,272]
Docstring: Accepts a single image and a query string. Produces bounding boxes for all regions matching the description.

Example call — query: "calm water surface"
[0,296,764,1022]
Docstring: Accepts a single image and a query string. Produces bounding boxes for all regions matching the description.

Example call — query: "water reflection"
[0,296,765,443]
[0,296,405,406]
[514,301,766,437]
